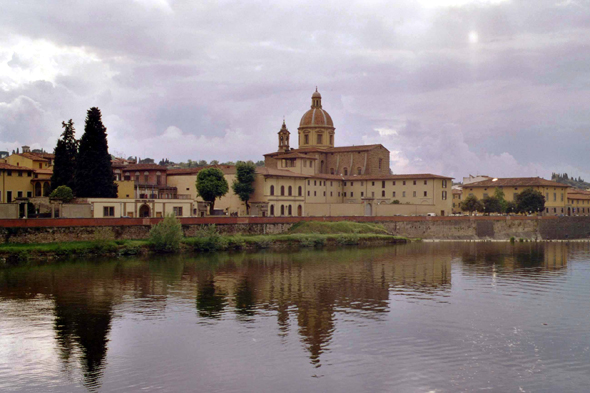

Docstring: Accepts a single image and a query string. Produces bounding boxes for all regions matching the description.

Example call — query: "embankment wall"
[1,216,589,244]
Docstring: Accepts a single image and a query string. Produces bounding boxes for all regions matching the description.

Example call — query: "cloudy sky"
[1,0,589,180]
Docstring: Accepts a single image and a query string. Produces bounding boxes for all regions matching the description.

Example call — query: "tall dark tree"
[74,107,117,198]
[50,119,78,191]
[515,188,545,214]
[232,161,256,214]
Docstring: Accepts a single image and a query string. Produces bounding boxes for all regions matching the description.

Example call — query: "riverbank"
[0,232,408,266]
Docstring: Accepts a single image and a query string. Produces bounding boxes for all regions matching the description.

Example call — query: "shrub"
[92,227,116,253]
[49,185,74,203]
[227,234,245,250]
[149,214,183,252]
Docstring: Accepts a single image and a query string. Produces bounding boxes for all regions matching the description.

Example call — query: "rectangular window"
[393,181,396,186]
[382,181,385,188]
[403,181,406,185]
[393,191,396,197]
[561,193,564,201]
[307,180,310,185]
[144,174,148,183]
[27,172,32,177]
[17,191,23,198]
[372,182,375,186]
[344,181,347,186]
[361,192,364,197]
[381,190,385,197]
[371,191,375,197]
[307,191,310,196]
[424,180,427,185]
[338,192,341,197]
[351,192,354,197]
[330,192,333,196]
[323,191,326,196]
[343,192,346,197]
[103,206,115,217]
[304,134,309,144]
[351,182,354,186]
[27,191,32,198]
[361,181,364,186]
[173,207,183,216]
[7,171,12,176]
[18,171,22,177]
[554,193,556,202]
[330,182,333,186]
[413,191,416,197]
[442,191,448,200]
[317,134,323,144]
[424,191,427,197]
[402,191,406,197]
[413,180,416,185]
[442,180,447,188]
[314,191,316,196]
[135,174,139,182]
[7,191,12,203]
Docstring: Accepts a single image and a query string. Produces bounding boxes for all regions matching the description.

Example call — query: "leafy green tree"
[460,195,483,215]
[74,108,118,198]
[482,196,502,215]
[494,187,508,213]
[50,119,78,191]
[255,160,265,167]
[197,160,208,167]
[49,185,74,203]
[232,161,256,214]
[515,188,545,214]
[196,168,228,214]
[209,160,219,166]
[506,200,517,214]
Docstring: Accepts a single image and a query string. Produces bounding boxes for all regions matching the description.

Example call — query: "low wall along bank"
[1,216,589,244]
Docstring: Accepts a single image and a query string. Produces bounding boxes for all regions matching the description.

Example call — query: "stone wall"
[1,216,590,244]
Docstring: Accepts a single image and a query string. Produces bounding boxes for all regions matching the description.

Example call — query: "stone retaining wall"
[1,216,589,243]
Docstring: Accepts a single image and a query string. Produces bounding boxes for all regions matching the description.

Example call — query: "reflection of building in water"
[460,242,568,275]
[192,247,452,366]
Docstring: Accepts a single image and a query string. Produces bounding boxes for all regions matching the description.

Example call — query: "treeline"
[460,188,545,215]
[551,173,590,190]
[156,158,265,168]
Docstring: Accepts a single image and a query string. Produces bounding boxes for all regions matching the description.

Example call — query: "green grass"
[288,221,390,235]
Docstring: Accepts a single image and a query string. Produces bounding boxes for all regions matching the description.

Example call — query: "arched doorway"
[288,205,292,216]
[43,182,50,197]
[139,204,151,218]
[364,203,373,216]
[297,205,302,216]
[35,182,42,197]
[270,205,275,216]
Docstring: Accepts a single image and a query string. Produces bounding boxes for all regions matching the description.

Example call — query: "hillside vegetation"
[551,173,590,190]
[288,221,390,234]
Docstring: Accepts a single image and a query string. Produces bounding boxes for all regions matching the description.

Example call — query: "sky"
[1,0,589,181]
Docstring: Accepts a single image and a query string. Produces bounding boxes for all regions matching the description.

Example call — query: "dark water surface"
[1,242,590,393]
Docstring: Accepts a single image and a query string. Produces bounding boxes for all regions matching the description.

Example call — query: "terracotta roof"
[123,164,167,171]
[256,167,310,178]
[34,169,53,175]
[343,173,453,181]
[452,189,463,194]
[167,165,236,176]
[0,163,30,171]
[567,188,590,199]
[466,177,568,188]
[299,107,334,127]
[275,152,318,160]
[16,153,49,162]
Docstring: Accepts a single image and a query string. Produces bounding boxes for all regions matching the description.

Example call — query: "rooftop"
[466,177,568,188]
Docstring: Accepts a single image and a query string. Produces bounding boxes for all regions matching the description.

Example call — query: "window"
[144,172,149,183]
[27,191,32,198]
[554,193,556,202]
[338,192,341,197]
[330,182,333,187]
[103,206,115,217]
[403,181,406,185]
[314,180,317,186]
[442,180,447,188]
[442,191,448,200]
[343,168,348,175]
[330,168,334,174]
[381,190,385,197]
[357,168,362,175]
[173,207,183,216]
[361,192,364,197]
[156,174,161,185]
[413,191,416,197]
[27,172,32,177]
[288,205,292,215]
[17,191,23,198]
[402,191,406,197]
[281,205,285,215]
[344,181,347,186]
[330,134,333,145]
[6,191,12,203]
[281,186,285,196]
[351,182,354,186]
[303,160,307,168]
[270,185,275,196]
[135,173,140,182]
[393,181,396,186]
[424,191,427,197]
[317,134,323,144]
[323,191,326,196]
[314,191,316,196]
[424,180,427,185]
[393,191,396,197]
[351,192,354,197]
[304,134,309,144]
[7,171,11,176]
[288,186,292,196]
[330,192,333,196]
[270,205,275,215]
[413,180,416,185]
[382,181,385,188]
[298,186,302,196]
[561,193,564,201]
[18,171,22,177]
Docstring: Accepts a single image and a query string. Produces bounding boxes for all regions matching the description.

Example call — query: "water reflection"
[0,242,579,392]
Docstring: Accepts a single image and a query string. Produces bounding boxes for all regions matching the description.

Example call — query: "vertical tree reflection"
[196,274,227,318]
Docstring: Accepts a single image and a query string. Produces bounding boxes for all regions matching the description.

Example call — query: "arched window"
[280,205,285,216]
[297,205,302,216]
[156,172,161,185]
[270,185,275,196]
[288,186,292,196]
[281,186,285,196]
[298,186,302,196]
[357,167,362,175]
[343,168,348,176]
[288,205,292,215]
[135,172,140,183]
[144,172,149,183]
[270,205,275,215]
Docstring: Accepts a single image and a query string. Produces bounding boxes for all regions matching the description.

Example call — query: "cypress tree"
[50,119,78,191]
[74,107,118,198]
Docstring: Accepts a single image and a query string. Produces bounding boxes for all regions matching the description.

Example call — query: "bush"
[49,185,74,203]
[149,214,183,252]
[92,227,116,253]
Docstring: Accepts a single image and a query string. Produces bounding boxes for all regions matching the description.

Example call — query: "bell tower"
[277,119,290,152]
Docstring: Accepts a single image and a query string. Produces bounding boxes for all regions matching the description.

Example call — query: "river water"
[1,242,590,393]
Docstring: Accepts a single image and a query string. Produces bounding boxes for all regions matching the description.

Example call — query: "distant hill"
[551,173,590,190]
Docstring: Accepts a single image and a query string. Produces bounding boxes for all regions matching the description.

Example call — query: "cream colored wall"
[6,155,49,170]
[264,176,307,216]
[166,174,198,199]
[88,198,193,218]
[305,203,364,217]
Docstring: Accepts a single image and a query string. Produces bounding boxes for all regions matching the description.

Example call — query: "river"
[1,242,590,392]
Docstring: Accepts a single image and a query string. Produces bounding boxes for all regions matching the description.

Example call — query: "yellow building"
[463,177,568,215]
[566,188,590,216]
[0,163,35,202]
[452,188,463,214]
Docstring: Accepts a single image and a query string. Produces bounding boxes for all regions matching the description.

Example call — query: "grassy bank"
[0,221,407,265]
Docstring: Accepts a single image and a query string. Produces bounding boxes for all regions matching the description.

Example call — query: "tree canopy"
[232,161,257,214]
[49,185,74,203]
[74,107,118,198]
[50,119,78,191]
[460,195,483,215]
[515,188,545,214]
[196,168,228,214]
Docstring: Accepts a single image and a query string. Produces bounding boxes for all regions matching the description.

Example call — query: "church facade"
[229,90,453,217]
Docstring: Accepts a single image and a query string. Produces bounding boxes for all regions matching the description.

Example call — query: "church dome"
[299,89,334,128]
